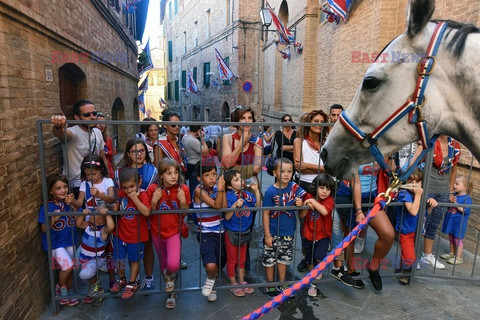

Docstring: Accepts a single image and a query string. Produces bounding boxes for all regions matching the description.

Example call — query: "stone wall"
[0,0,139,318]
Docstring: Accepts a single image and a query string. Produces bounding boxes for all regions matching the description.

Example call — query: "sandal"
[166,293,176,309]
[240,281,254,294]
[164,271,177,293]
[230,287,246,297]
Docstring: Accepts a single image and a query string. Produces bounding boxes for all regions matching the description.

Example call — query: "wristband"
[217,190,225,192]
[53,125,64,129]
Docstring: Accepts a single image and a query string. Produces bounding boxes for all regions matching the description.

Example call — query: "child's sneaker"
[275,284,289,294]
[264,286,277,298]
[67,289,79,306]
[447,257,464,265]
[59,286,69,305]
[202,278,215,297]
[83,282,104,304]
[121,282,138,299]
[331,266,355,287]
[441,252,455,260]
[207,290,217,302]
[307,284,318,297]
[110,278,127,294]
[142,275,155,291]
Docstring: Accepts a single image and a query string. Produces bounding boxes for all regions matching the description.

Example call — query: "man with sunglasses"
[51,99,107,197]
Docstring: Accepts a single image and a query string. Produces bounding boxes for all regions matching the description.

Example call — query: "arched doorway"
[222,102,230,121]
[279,0,289,25]
[111,98,125,152]
[133,97,140,121]
[58,63,87,120]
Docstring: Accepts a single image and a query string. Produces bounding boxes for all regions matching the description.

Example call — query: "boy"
[300,173,336,297]
[110,167,151,299]
[76,206,115,303]
[193,161,225,302]
[262,158,306,298]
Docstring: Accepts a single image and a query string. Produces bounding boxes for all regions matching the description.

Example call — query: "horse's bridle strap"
[338,22,448,181]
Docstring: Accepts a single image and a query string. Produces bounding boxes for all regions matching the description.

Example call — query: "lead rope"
[242,178,400,320]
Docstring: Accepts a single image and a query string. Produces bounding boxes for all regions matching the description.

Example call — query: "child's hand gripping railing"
[242,177,401,320]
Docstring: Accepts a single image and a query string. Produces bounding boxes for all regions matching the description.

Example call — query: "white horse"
[321,0,480,179]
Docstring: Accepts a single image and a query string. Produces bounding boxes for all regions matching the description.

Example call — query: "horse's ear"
[406,0,435,38]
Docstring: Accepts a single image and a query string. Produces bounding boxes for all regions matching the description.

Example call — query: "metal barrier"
[36,118,480,315]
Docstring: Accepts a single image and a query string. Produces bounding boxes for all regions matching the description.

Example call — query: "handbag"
[226,228,252,247]
[181,220,190,238]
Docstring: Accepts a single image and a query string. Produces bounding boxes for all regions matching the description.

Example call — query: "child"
[192,161,224,302]
[110,167,151,299]
[73,155,115,213]
[115,138,157,290]
[222,169,260,297]
[38,174,78,306]
[96,112,116,179]
[76,207,115,303]
[394,169,424,285]
[262,158,306,298]
[300,173,335,297]
[147,158,191,309]
[441,175,473,265]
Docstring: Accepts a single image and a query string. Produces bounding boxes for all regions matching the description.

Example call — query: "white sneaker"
[202,278,215,297]
[354,237,365,254]
[421,253,445,269]
[308,284,318,297]
[207,290,217,302]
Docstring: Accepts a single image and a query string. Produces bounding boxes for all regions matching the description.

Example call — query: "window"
[193,67,197,83]
[183,31,187,54]
[194,21,198,47]
[58,63,87,120]
[223,56,230,85]
[206,9,211,39]
[181,70,186,89]
[168,41,173,61]
[169,1,172,20]
[225,0,231,26]
[167,81,173,100]
[174,0,178,15]
[203,62,210,87]
[174,80,179,101]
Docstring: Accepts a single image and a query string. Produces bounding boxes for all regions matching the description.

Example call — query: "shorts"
[79,257,106,280]
[262,235,294,267]
[112,236,144,262]
[304,238,330,266]
[52,246,75,271]
[197,232,226,267]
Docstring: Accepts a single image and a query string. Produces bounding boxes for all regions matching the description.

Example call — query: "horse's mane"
[432,19,480,58]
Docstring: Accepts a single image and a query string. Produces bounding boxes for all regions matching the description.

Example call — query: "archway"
[222,101,230,121]
[279,0,289,25]
[58,63,87,120]
[111,97,125,152]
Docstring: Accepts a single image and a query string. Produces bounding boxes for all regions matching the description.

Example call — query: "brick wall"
[0,1,139,318]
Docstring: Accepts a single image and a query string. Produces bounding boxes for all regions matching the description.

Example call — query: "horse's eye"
[362,77,381,91]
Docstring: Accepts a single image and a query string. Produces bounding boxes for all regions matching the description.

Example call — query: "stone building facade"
[0,0,147,318]
[162,0,264,121]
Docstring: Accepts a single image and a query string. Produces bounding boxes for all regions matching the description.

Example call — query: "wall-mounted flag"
[186,68,200,94]
[328,0,353,21]
[138,92,145,115]
[138,39,154,77]
[214,48,236,81]
[138,75,148,92]
[124,0,141,13]
[266,1,303,56]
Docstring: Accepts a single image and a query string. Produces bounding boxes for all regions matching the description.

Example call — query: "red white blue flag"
[186,68,200,94]
[214,48,235,81]
[138,75,148,92]
[266,1,294,44]
[138,93,145,115]
[328,0,353,21]
[138,39,154,77]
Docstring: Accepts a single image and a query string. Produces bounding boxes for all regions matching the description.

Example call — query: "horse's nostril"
[320,148,328,162]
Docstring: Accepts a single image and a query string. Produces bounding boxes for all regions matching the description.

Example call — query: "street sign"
[242,81,253,93]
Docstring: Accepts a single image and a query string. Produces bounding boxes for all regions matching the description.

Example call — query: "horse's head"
[322,0,449,179]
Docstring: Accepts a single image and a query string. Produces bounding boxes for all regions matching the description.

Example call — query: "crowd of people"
[42,99,474,308]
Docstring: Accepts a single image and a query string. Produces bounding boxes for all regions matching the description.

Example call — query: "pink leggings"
[151,234,181,274]
[449,234,463,247]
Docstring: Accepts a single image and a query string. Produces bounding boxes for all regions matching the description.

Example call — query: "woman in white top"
[293,109,329,193]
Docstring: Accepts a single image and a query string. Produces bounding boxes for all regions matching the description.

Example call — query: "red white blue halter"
[339,22,449,182]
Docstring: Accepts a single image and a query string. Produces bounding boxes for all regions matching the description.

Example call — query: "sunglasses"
[168,124,179,128]
[129,149,146,154]
[283,118,292,122]
[81,111,98,117]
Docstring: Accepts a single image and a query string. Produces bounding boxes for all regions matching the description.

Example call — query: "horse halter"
[339,22,449,182]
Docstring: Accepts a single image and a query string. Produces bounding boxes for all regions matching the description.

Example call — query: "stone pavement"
[40,171,480,320]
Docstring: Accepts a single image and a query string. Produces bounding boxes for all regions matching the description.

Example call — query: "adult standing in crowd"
[137,117,160,163]
[221,106,262,180]
[182,125,209,197]
[50,99,106,197]
[273,114,297,163]
[205,124,222,149]
[96,112,116,179]
[259,118,274,156]
[329,104,343,125]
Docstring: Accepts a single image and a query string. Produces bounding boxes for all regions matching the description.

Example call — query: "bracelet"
[355,208,362,212]
[53,125,64,129]
[217,190,225,192]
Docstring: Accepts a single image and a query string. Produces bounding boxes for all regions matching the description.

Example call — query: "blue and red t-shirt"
[38,201,77,251]
[224,190,256,233]
[114,189,151,243]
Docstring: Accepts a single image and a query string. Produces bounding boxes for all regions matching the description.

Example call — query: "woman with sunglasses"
[154,111,188,174]
[221,106,262,179]
[273,114,297,163]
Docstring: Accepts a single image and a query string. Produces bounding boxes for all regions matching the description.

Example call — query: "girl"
[38,174,78,306]
[147,158,191,308]
[96,112,116,179]
[300,173,336,297]
[222,169,260,297]
[116,138,158,290]
[221,106,263,180]
[441,175,473,265]
[154,111,188,172]
[73,155,115,211]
